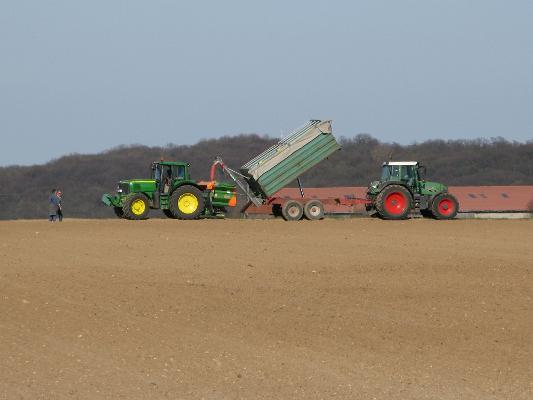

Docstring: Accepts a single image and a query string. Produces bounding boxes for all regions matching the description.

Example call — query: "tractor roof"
[153,161,189,166]
[384,161,418,166]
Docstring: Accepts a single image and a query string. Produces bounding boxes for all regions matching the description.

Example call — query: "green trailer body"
[240,120,340,197]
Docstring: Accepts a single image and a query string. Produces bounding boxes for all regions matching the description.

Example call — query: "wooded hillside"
[1,134,532,219]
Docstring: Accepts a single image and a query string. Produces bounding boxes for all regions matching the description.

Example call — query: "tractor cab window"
[381,165,400,181]
[402,165,417,186]
[175,165,185,180]
[152,164,162,181]
[402,166,416,180]
[162,165,172,181]
[151,163,186,181]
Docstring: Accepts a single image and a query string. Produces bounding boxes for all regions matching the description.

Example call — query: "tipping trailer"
[212,120,342,221]
[210,119,458,220]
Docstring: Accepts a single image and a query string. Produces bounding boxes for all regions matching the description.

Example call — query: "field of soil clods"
[1,218,532,399]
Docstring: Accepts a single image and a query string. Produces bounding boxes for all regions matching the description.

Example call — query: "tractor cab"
[150,161,190,205]
[151,161,188,183]
[379,161,423,190]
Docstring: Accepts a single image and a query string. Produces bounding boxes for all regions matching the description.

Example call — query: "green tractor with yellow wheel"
[366,161,459,220]
[102,161,237,220]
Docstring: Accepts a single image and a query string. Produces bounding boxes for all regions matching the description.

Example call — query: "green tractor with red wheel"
[366,161,459,220]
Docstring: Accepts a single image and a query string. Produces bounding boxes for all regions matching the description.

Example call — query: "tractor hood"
[118,179,157,193]
[366,180,448,196]
[420,180,448,194]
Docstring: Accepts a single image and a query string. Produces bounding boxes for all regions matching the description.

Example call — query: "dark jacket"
[49,194,59,215]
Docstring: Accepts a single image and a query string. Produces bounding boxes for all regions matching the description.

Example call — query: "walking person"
[48,189,59,222]
[56,190,63,222]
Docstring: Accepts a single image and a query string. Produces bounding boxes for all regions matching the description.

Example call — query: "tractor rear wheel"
[113,206,125,218]
[281,200,303,221]
[375,185,412,220]
[431,193,458,220]
[169,186,205,220]
[303,200,324,220]
[123,193,150,220]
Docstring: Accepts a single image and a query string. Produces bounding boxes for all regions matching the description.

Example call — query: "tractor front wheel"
[123,193,150,220]
[281,200,304,221]
[375,185,412,220]
[113,206,125,218]
[169,186,205,220]
[431,193,459,220]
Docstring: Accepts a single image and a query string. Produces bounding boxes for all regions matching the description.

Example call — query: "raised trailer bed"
[212,120,344,221]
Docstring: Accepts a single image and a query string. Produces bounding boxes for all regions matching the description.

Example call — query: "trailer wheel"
[123,193,150,220]
[281,200,303,221]
[169,186,204,220]
[303,200,324,220]
[431,193,458,220]
[375,185,412,220]
[113,206,125,218]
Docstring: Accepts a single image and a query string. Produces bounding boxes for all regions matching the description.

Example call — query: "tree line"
[0,134,531,219]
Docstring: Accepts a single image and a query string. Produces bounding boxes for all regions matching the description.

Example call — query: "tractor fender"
[426,191,447,207]
[172,181,205,193]
[415,191,448,211]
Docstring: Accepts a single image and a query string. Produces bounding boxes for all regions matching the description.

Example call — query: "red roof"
[448,186,533,212]
[244,186,533,214]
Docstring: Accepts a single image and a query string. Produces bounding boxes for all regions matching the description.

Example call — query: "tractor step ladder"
[160,194,170,208]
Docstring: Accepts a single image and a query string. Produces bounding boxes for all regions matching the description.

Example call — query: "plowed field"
[1,218,532,399]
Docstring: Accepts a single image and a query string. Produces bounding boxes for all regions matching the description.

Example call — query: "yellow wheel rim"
[178,193,199,214]
[131,199,146,215]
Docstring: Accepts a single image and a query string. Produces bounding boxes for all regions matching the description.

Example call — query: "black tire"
[113,206,125,218]
[303,200,324,220]
[431,193,459,220]
[163,209,176,219]
[420,209,434,218]
[375,185,412,220]
[281,200,304,221]
[169,185,205,220]
[122,193,150,220]
[272,204,283,217]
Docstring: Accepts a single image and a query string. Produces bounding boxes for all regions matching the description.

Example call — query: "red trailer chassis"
[241,195,372,220]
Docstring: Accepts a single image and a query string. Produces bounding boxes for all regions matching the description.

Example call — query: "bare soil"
[1,218,532,399]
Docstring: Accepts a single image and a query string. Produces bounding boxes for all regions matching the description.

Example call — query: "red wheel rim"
[384,192,408,215]
[438,198,455,216]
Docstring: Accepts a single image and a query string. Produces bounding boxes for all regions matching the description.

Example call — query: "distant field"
[1,219,532,399]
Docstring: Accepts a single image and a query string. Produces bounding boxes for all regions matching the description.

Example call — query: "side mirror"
[418,165,427,180]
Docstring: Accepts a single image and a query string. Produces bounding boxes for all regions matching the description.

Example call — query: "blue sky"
[1,0,532,166]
